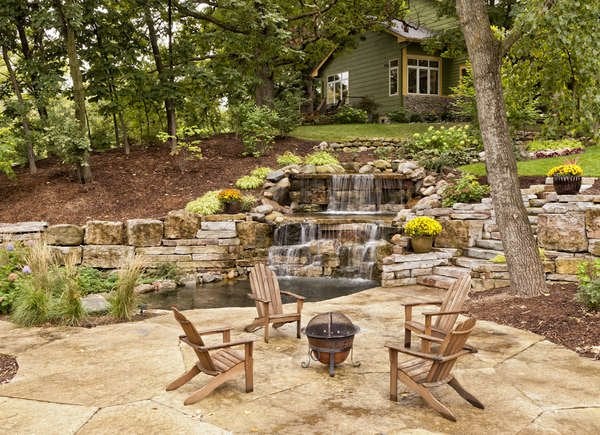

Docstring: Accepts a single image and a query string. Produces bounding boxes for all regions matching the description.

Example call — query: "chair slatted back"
[426,317,476,383]
[435,274,471,332]
[249,264,283,317]
[172,308,216,372]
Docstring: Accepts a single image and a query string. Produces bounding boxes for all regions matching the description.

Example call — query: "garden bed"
[469,283,600,359]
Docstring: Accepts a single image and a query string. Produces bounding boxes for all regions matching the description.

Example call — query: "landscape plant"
[109,257,144,321]
[442,174,491,206]
[235,103,279,157]
[277,151,303,166]
[250,167,272,179]
[185,191,223,215]
[546,161,583,177]
[576,259,600,311]
[304,151,339,166]
[51,260,85,326]
[0,243,27,314]
[235,175,264,190]
[217,188,242,204]
[403,217,443,238]
[333,106,368,124]
[240,194,258,211]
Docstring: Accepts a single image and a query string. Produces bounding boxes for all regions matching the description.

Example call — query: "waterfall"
[327,174,382,213]
[268,221,385,280]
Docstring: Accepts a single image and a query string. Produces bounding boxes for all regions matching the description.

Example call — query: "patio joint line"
[516,404,600,434]
[493,337,545,367]
[73,407,101,434]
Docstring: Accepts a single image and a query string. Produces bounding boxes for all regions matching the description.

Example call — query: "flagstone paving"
[1,285,599,434]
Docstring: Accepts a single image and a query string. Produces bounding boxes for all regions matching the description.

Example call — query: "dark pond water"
[140,277,378,311]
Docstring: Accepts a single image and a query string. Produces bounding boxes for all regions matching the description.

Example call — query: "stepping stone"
[416,274,456,289]
[464,247,504,260]
[475,239,504,251]
[432,266,471,279]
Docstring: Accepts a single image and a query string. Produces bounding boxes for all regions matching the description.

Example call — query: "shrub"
[403,216,443,237]
[235,175,264,190]
[250,167,272,179]
[51,261,85,326]
[576,260,600,311]
[235,103,279,157]
[387,109,410,123]
[185,191,223,215]
[0,242,27,314]
[333,106,368,124]
[109,257,144,321]
[144,263,182,282]
[11,279,51,326]
[441,174,491,206]
[304,151,339,166]
[373,146,397,160]
[410,125,480,154]
[277,151,303,166]
[527,138,584,152]
[272,93,302,135]
[77,267,117,295]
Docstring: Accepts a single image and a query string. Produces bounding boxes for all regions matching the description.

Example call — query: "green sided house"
[312,0,466,119]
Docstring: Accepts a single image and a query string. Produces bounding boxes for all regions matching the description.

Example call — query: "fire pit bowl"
[301,311,360,376]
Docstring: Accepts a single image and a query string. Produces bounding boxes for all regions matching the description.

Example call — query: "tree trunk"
[456,0,546,297]
[144,7,177,151]
[2,45,37,174]
[254,64,275,107]
[118,111,130,155]
[55,0,93,184]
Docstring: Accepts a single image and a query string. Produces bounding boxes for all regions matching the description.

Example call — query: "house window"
[326,71,349,105]
[407,58,439,95]
[389,59,399,96]
[459,64,470,81]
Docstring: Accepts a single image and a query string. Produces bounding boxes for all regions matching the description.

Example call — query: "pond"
[140,277,378,311]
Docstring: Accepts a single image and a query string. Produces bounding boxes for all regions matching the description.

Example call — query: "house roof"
[310,20,433,77]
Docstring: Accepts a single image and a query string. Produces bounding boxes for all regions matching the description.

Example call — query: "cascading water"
[267,221,387,279]
[328,174,380,213]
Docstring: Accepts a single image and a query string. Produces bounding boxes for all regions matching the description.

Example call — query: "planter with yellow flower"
[547,162,583,195]
[218,189,243,213]
[403,216,443,253]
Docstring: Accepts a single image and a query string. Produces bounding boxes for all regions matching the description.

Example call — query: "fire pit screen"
[301,311,360,376]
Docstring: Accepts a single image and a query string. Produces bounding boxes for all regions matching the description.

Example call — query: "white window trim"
[326,71,349,105]
[389,59,399,96]
[406,55,441,96]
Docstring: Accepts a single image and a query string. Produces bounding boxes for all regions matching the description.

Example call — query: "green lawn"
[460,145,600,176]
[290,122,462,142]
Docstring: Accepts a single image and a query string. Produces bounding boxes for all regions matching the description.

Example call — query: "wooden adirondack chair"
[386,317,484,422]
[404,273,473,353]
[244,263,304,343]
[166,307,254,405]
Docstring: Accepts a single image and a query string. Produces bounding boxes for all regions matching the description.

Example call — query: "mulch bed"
[0,353,18,384]
[469,283,600,359]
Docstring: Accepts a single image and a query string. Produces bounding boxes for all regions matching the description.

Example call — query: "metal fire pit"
[301,311,360,376]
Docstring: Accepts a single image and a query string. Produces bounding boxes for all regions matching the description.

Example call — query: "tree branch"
[173,0,250,35]
[501,0,557,55]
[289,0,339,22]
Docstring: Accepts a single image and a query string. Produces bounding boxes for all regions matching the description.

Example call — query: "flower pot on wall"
[553,176,581,195]
[411,236,434,253]
[223,201,242,214]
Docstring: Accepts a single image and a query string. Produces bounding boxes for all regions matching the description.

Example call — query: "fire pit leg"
[301,349,314,369]
[329,353,335,377]
[350,347,361,368]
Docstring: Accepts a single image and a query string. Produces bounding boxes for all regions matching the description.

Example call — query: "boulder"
[396,161,418,175]
[126,219,163,246]
[163,209,201,239]
[237,221,273,249]
[82,245,135,268]
[254,204,274,215]
[435,219,484,249]
[45,224,84,246]
[589,239,600,255]
[85,221,124,245]
[422,175,437,187]
[372,159,391,170]
[300,164,316,174]
[555,257,590,275]
[359,164,374,174]
[585,207,600,239]
[414,194,441,210]
[268,178,290,204]
[81,294,109,314]
[266,169,286,183]
[537,213,588,252]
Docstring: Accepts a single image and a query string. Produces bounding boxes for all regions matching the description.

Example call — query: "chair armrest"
[385,341,442,361]
[422,309,469,317]
[439,349,471,362]
[248,293,270,304]
[280,290,305,301]
[196,326,232,336]
[412,331,445,343]
[182,336,254,352]
[402,300,443,308]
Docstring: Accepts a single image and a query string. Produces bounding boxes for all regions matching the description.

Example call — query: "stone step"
[453,256,508,273]
[463,247,504,260]
[416,274,456,290]
[432,266,471,279]
[475,239,504,251]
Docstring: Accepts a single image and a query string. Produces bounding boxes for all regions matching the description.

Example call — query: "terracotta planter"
[553,175,581,195]
[411,236,434,253]
[223,201,242,214]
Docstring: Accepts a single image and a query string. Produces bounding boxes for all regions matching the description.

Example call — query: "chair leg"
[448,377,484,409]
[389,349,398,401]
[183,366,243,405]
[397,371,457,422]
[296,318,301,339]
[245,344,254,393]
[404,328,411,348]
[166,365,200,391]
[263,320,270,343]
[244,320,262,333]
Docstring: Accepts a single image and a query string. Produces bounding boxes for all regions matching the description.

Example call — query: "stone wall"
[383,180,600,288]
[0,211,272,283]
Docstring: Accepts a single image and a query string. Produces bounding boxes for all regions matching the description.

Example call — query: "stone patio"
[1,285,599,434]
